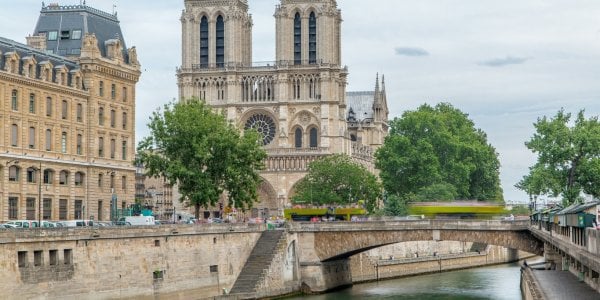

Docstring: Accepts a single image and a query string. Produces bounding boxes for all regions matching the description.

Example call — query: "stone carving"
[299,111,311,125]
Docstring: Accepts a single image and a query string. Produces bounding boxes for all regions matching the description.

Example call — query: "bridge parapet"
[288,220,530,232]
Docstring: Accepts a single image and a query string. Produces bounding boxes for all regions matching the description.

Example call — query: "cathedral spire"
[375,73,380,93]
[381,74,386,92]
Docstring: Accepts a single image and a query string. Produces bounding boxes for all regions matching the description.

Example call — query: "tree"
[517,109,600,205]
[292,154,382,212]
[375,103,503,202]
[136,99,267,218]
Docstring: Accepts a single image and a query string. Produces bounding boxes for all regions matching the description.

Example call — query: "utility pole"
[37,161,42,227]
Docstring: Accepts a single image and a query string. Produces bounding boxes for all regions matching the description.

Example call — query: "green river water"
[286,263,522,300]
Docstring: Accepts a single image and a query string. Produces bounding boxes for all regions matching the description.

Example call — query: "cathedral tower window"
[216,15,225,68]
[200,16,209,67]
[294,13,301,65]
[295,128,303,148]
[310,128,318,148]
[309,12,317,64]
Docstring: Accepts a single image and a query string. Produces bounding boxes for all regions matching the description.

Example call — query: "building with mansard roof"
[0,3,140,223]
[178,0,388,219]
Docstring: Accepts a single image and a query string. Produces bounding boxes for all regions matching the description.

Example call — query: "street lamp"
[30,161,43,227]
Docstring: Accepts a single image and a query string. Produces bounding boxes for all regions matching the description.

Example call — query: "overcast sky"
[3,0,600,203]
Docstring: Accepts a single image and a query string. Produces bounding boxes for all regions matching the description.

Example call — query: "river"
[286,263,522,300]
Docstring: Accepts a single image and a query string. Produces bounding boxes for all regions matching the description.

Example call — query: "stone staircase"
[228,230,285,296]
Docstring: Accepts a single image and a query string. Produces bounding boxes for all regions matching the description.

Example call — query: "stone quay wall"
[350,242,532,282]
[0,224,263,300]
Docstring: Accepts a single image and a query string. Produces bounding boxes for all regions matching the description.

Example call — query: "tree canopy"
[517,109,600,205]
[136,99,267,217]
[292,154,382,212]
[375,103,503,206]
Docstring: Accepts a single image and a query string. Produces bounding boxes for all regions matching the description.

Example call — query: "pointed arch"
[294,127,303,148]
[309,126,319,148]
[294,12,302,65]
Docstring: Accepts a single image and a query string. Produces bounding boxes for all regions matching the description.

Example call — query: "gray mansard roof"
[346,91,375,122]
[0,36,79,74]
[33,3,127,59]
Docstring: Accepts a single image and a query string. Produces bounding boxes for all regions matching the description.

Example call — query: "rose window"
[245,113,276,146]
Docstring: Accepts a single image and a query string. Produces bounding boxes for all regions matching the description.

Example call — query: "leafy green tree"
[375,103,503,202]
[136,99,267,218]
[517,109,600,205]
[292,154,382,212]
[382,194,409,216]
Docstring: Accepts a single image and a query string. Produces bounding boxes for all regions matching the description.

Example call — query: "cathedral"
[177,0,388,218]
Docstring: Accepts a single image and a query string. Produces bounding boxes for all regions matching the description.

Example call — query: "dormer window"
[71,30,82,40]
[48,31,58,41]
[60,31,70,40]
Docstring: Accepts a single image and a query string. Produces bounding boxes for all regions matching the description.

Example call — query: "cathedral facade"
[177,0,388,218]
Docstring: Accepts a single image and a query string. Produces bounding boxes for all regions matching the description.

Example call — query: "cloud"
[395,47,429,57]
[478,56,531,67]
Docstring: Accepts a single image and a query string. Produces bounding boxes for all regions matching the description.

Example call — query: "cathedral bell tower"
[181,0,252,69]
[275,0,342,65]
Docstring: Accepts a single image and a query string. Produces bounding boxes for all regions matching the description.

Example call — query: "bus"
[408,201,506,219]
[284,207,367,221]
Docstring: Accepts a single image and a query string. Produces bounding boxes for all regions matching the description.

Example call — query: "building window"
[48,31,58,41]
[99,81,104,97]
[49,250,58,266]
[43,169,54,184]
[122,112,127,130]
[98,200,103,221]
[99,137,104,157]
[216,15,225,68]
[71,30,82,40]
[122,87,127,102]
[98,107,105,125]
[310,128,318,148]
[110,174,115,189]
[309,12,317,64]
[29,127,36,149]
[46,97,53,116]
[26,198,36,220]
[110,139,116,158]
[111,84,116,100]
[76,103,83,122]
[61,100,68,119]
[18,251,28,268]
[60,30,70,40]
[74,172,84,186]
[76,134,83,155]
[9,166,20,182]
[29,93,36,114]
[110,110,116,127]
[43,199,52,220]
[11,124,18,146]
[11,90,18,111]
[9,197,18,220]
[294,13,301,65]
[122,140,127,160]
[27,168,37,183]
[295,128,303,148]
[61,132,67,153]
[200,16,209,67]
[98,173,103,188]
[59,170,69,185]
[45,129,52,151]
[34,250,43,266]
[122,176,127,190]
[74,200,82,219]
[59,199,68,220]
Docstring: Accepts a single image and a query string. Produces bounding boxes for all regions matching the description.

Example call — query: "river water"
[287,263,522,300]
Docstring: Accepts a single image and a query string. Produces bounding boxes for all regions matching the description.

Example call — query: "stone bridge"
[286,220,543,292]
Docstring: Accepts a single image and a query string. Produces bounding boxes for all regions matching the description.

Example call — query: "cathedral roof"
[346,91,375,122]
[33,3,128,60]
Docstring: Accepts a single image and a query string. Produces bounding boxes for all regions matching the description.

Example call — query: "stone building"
[0,3,140,222]
[178,0,388,218]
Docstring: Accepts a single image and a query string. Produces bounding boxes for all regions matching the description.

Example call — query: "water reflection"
[286,263,522,300]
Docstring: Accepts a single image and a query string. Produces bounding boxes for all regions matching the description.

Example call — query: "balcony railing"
[179,60,346,73]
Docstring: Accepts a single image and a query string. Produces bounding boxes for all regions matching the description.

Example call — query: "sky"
[3,0,600,204]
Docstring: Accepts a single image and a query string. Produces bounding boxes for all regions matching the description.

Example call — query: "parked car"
[113,221,131,226]
[5,220,40,228]
[59,220,95,227]
[0,223,17,228]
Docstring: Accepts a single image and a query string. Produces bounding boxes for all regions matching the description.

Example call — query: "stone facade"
[0,4,140,223]
[177,0,389,218]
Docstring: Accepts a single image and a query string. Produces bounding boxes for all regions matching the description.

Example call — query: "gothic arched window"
[216,15,225,67]
[295,128,303,148]
[294,13,301,65]
[310,127,318,148]
[200,16,209,67]
[309,12,317,64]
